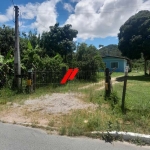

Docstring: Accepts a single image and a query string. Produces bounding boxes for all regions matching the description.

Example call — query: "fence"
[11,69,104,92]
[111,74,150,113]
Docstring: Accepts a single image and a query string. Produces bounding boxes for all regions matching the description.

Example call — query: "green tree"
[75,43,104,80]
[0,25,15,56]
[28,31,40,49]
[118,10,150,75]
[40,23,78,62]
[21,41,44,71]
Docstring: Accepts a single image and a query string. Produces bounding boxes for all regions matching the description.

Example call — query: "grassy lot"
[58,71,150,136]
[0,71,105,104]
[0,71,150,138]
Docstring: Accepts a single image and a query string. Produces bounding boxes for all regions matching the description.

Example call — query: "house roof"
[102,55,130,61]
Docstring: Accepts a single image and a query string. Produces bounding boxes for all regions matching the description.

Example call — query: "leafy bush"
[74,43,104,81]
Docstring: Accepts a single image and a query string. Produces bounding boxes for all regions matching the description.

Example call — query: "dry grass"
[0,72,150,137]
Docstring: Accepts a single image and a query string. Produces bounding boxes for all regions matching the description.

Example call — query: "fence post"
[62,66,66,75]
[33,71,36,91]
[27,66,33,93]
[121,66,128,114]
[105,68,111,98]
[32,63,36,92]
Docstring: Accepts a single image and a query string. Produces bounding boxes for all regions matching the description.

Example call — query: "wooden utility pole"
[121,66,128,114]
[14,6,21,89]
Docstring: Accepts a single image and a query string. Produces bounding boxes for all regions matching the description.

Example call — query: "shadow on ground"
[115,76,124,82]
[127,75,150,82]
[114,75,150,82]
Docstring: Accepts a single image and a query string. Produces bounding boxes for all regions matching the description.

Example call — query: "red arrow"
[60,68,79,84]
[60,69,73,84]
[68,68,79,80]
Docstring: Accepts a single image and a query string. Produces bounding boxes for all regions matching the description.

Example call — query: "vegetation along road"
[0,122,149,150]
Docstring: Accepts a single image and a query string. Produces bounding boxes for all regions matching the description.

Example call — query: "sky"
[0,0,150,48]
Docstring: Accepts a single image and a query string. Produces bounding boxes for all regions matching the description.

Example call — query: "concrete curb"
[91,131,150,144]
[1,121,150,145]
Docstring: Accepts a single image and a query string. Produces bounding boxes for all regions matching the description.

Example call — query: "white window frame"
[111,62,119,68]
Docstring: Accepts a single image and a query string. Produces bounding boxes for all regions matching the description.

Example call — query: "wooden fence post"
[105,68,111,98]
[33,71,36,91]
[121,67,128,114]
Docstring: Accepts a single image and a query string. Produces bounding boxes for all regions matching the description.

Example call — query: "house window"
[111,62,118,68]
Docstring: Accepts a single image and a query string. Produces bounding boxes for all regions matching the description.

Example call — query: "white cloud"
[30,0,60,34]
[65,0,150,39]
[0,6,14,23]
[71,0,81,3]
[64,3,74,13]
[0,14,9,23]
[1,0,150,40]
[2,0,60,34]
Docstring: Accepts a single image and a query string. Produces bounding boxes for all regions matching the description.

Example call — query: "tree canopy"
[118,10,150,60]
[40,23,78,62]
[74,43,104,80]
[0,23,105,88]
[0,25,15,57]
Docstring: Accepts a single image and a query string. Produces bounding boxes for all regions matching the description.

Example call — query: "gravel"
[23,93,98,114]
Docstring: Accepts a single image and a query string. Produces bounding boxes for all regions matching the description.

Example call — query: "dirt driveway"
[0,93,97,127]
[0,76,123,129]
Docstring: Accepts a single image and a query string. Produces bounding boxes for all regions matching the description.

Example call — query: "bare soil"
[0,93,98,127]
[0,76,123,128]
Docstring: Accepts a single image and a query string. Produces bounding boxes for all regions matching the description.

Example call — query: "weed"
[102,132,114,143]
[13,121,16,124]
[59,127,66,135]
[48,120,54,127]
[67,126,83,136]
[31,119,39,128]
[86,117,101,131]
[110,91,119,105]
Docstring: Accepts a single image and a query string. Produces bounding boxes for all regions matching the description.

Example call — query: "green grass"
[0,74,104,104]
[111,72,124,77]
[57,72,150,136]
[1,71,150,137]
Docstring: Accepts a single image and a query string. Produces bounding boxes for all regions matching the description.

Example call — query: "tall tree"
[28,31,40,49]
[0,25,15,56]
[75,43,104,80]
[118,10,150,75]
[40,23,78,62]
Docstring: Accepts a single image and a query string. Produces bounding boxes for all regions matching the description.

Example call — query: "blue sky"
[0,0,150,48]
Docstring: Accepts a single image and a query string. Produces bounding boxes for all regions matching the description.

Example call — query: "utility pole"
[14,6,21,89]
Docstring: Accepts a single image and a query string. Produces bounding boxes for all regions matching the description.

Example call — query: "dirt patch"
[23,93,96,114]
[0,93,98,126]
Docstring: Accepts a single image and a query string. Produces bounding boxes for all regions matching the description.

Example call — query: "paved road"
[0,123,149,150]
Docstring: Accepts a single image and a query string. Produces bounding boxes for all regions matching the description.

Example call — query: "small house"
[102,56,131,72]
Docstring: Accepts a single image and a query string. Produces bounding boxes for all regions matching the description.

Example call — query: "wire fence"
[1,68,149,113]
[0,69,105,92]
[111,76,150,111]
